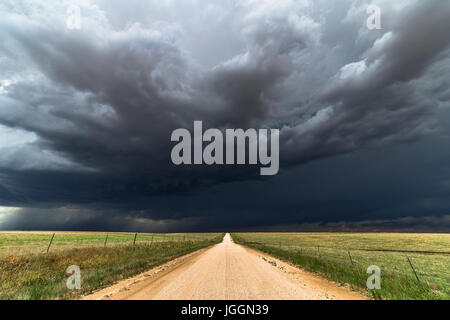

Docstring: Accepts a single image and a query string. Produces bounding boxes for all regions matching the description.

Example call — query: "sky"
[0,0,450,232]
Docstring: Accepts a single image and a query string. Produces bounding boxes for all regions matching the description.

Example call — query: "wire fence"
[0,231,219,256]
[233,233,450,291]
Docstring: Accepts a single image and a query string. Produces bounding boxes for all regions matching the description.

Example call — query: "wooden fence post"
[104,233,109,247]
[347,249,355,266]
[133,233,137,246]
[317,246,320,258]
[46,233,55,253]
[406,255,420,282]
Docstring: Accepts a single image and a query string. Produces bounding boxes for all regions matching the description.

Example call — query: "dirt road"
[85,234,366,300]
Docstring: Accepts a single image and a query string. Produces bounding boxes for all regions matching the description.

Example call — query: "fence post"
[46,233,55,253]
[406,255,420,282]
[133,233,138,246]
[317,246,320,258]
[347,249,355,267]
[104,233,109,247]
[151,235,154,245]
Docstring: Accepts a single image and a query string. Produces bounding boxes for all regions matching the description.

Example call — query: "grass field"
[0,231,218,255]
[232,233,450,300]
[0,231,223,300]
[2,231,448,300]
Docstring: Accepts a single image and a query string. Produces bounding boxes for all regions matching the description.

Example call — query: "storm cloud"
[1,0,450,231]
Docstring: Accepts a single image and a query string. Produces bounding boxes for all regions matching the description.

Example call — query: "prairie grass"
[0,231,218,255]
[0,233,223,300]
[232,233,449,300]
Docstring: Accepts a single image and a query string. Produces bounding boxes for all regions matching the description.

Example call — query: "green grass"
[0,231,218,255]
[0,232,223,300]
[232,233,450,300]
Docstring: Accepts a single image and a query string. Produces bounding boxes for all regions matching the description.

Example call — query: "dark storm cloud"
[280,0,450,166]
[0,206,202,233]
[1,0,450,231]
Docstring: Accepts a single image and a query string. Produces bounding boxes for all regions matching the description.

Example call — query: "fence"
[233,233,450,290]
[0,231,219,255]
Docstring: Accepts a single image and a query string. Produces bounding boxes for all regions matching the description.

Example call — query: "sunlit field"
[0,231,219,255]
[0,231,223,299]
[233,233,450,300]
